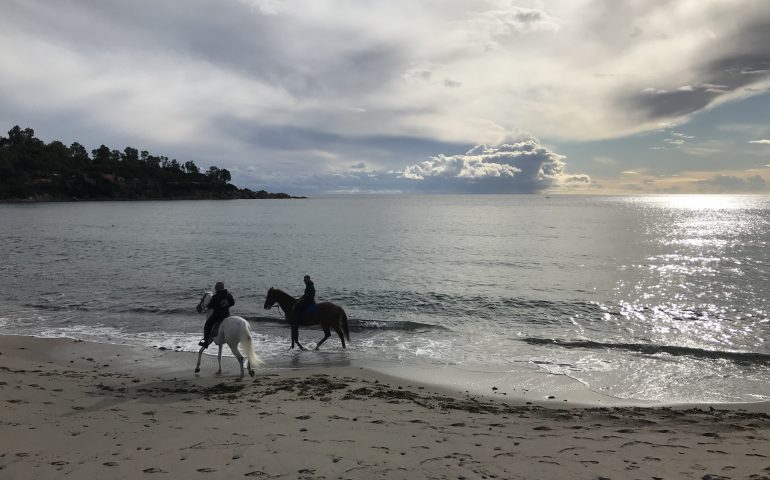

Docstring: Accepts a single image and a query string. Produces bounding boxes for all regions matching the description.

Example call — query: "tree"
[183,160,199,174]
[0,125,282,200]
[92,145,112,165]
[70,142,90,163]
[7,125,38,147]
[206,166,221,181]
[122,147,139,164]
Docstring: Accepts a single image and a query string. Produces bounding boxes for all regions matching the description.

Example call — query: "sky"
[1,0,769,194]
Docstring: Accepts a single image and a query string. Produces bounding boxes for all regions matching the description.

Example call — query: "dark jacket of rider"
[201,288,235,347]
[207,290,235,319]
[302,281,316,303]
[292,276,315,325]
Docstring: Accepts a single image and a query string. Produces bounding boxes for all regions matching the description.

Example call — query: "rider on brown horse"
[292,275,315,325]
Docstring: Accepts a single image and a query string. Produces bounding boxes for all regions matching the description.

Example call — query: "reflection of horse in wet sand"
[194,291,262,378]
[263,287,350,350]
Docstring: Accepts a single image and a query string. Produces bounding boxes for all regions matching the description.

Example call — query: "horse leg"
[228,341,244,379]
[216,343,223,375]
[195,346,205,373]
[291,325,305,350]
[289,325,297,350]
[332,324,346,349]
[315,325,331,350]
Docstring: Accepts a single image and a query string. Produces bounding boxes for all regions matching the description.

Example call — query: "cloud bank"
[1,0,769,193]
[233,137,589,194]
[697,175,768,193]
[401,140,589,193]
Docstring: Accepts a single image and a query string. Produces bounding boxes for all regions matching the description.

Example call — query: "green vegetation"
[0,126,300,201]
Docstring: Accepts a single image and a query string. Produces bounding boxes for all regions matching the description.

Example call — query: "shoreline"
[6,332,770,408]
[1,335,769,479]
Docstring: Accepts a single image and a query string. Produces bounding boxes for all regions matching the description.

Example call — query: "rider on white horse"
[199,281,234,348]
[195,288,261,378]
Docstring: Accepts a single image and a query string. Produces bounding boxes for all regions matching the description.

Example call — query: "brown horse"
[263,287,350,350]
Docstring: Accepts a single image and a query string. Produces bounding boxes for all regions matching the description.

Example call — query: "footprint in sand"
[143,467,166,473]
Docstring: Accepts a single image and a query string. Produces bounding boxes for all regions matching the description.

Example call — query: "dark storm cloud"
[627,20,770,121]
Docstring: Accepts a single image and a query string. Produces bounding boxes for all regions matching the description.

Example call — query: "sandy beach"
[1,335,768,479]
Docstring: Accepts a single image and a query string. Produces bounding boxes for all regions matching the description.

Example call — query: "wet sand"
[1,335,769,479]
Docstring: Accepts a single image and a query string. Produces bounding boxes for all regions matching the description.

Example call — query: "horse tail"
[240,321,263,367]
[339,307,350,342]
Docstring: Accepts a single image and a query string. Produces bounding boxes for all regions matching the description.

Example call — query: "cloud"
[696,175,768,193]
[749,139,770,145]
[233,136,589,194]
[664,132,696,146]
[0,0,769,193]
[624,16,770,125]
[400,138,589,193]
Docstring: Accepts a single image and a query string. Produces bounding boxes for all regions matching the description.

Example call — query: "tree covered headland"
[0,126,300,201]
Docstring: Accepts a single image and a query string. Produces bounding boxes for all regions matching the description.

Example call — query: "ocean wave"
[23,302,90,312]
[24,289,606,325]
[110,306,191,315]
[245,315,444,332]
[521,337,770,365]
[330,289,603,320]
[23,303,193,316]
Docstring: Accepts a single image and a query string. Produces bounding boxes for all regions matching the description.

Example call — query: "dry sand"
[1,335,769,479]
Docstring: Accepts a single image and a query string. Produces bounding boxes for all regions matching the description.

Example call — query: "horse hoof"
[194,368,200,373]
[248,370,255,377]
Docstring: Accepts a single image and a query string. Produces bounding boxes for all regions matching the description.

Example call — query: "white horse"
[194,291,262,378]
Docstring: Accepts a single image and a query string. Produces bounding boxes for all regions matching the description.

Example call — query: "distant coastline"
[0,188,305,203]
[0,126,305,202]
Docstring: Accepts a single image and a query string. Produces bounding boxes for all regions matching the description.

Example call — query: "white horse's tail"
[240,322,263,368]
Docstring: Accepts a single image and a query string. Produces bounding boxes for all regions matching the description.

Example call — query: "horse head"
[263,287,277,310]
[196,290,212,313]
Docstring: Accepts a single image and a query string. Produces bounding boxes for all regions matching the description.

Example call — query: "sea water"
[1,195,769,403]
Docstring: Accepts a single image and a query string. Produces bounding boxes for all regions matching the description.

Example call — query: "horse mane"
[270,288,296,303]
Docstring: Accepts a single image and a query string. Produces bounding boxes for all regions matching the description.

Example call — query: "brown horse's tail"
[339,307,350,342]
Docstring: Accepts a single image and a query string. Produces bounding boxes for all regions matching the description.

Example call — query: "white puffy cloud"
[230,136,589,194]
[401,138,589,193]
